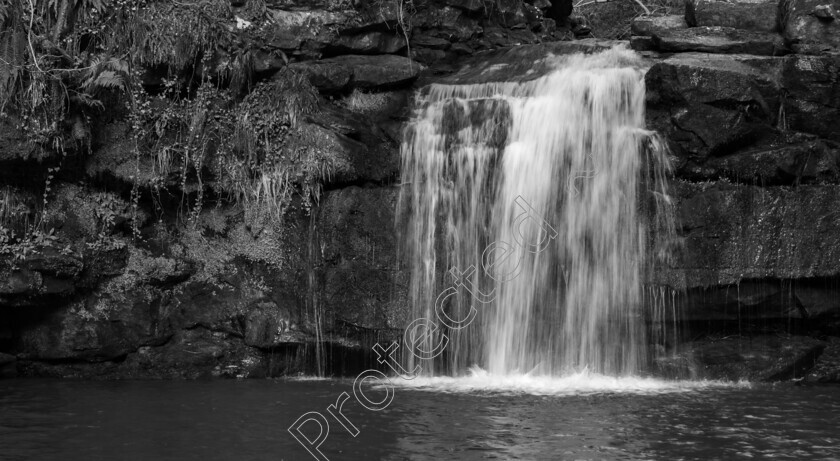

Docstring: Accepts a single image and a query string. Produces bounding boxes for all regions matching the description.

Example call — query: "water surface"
[1,378,838,460]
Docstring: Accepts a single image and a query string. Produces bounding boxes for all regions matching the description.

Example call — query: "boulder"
[122,329,266,379]
[807,337,840,382]
[780,55,840,142]
[686,0,780,32]
[291,114,399,185]
[341,1,403,33]
[411,32,453,49]
[0,248,84,306]
[783,0,840,54]
[0,352,16,378]
[652,27,788,55]
[412,47,447,65]
[434,39,619,85]
[264,9,352,57]
[645,53,787,164]
[631,14,688,37]
[794,282,840,318]
[413,6,483,41]
[244,301,296,348]
[630,35,657,51]
[315,186,409,335]
[328,31,407,55]
[290,54,422,92]
[697,133,840,184]
[444,0,485,13]
[648,52,840,182]
[675,280,800,321]
[675,335,826,381]
[659,182,840,288]
[13,285,173,363]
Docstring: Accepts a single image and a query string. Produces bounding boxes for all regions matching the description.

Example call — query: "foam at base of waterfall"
[387,366,749,396]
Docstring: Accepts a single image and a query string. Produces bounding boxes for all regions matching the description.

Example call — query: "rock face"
[3,0,840,383]
[638,0,840,382]
[784,0,840,53]
[664,182,840,289]
[658,335,826,381]
[290,55,423,92]
[631,14,688,36]
[2,0,572,380]
[315,186,409,337]
[685,0,780,32]
[651,27,788,55]
[645,53,840,165]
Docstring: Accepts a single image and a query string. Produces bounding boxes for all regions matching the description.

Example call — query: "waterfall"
[398,45,673,377]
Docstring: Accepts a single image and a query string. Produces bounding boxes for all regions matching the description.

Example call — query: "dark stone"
[434,39,618,85]
[244,301,296,348]
[686,0,780,32]
[814,4,837,20]
[13,285,173,362]
[491,0,530,28]
[342,1,402,33]
[315,186,408,334]
[0,352,16,378]
[449,42,474,54]
[648,52,840,183]
[630,35,657,51]
[631,14,688,37]
[290,54,422,92]
[700,134,840,184]
[0,248,84,306]
[522,3,544,30]
[251,49,288,74]
[413,6,483,41]
[645,53,783,163]
[288,60,352,92]
[329,31,407,55]
[678,335,826,381]
[784,0,840,54]
[411,47,447,65]
[545,0,573,24]
[444,0,484,13]
[123,329,266,379]
[284,116,399,186]
[264,9,352,57]
[807,337,840,382]
[20,248,83,279]
[411,32,452,49]
[657,182,840,288]
[652,27,788,56]
[675,280,799,322]
[795,282,840,318]
[780,55,840,142]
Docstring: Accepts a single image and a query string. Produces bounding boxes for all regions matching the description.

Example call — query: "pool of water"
[1,376,839,460]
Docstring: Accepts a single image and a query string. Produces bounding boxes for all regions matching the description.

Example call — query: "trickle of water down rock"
[398,46,675,378]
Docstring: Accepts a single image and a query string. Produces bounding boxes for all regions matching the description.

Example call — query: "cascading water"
[398,45,674,378]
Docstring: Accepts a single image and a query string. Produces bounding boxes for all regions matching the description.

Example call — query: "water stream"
[399,46,673,377]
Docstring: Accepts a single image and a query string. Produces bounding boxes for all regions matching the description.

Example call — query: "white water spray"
[399,45,673,377]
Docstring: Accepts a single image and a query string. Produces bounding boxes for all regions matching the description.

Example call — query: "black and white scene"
[1,0,840,459]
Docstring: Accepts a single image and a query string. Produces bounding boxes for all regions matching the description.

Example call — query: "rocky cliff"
[0,0,573,379]
[2,0,840,382]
